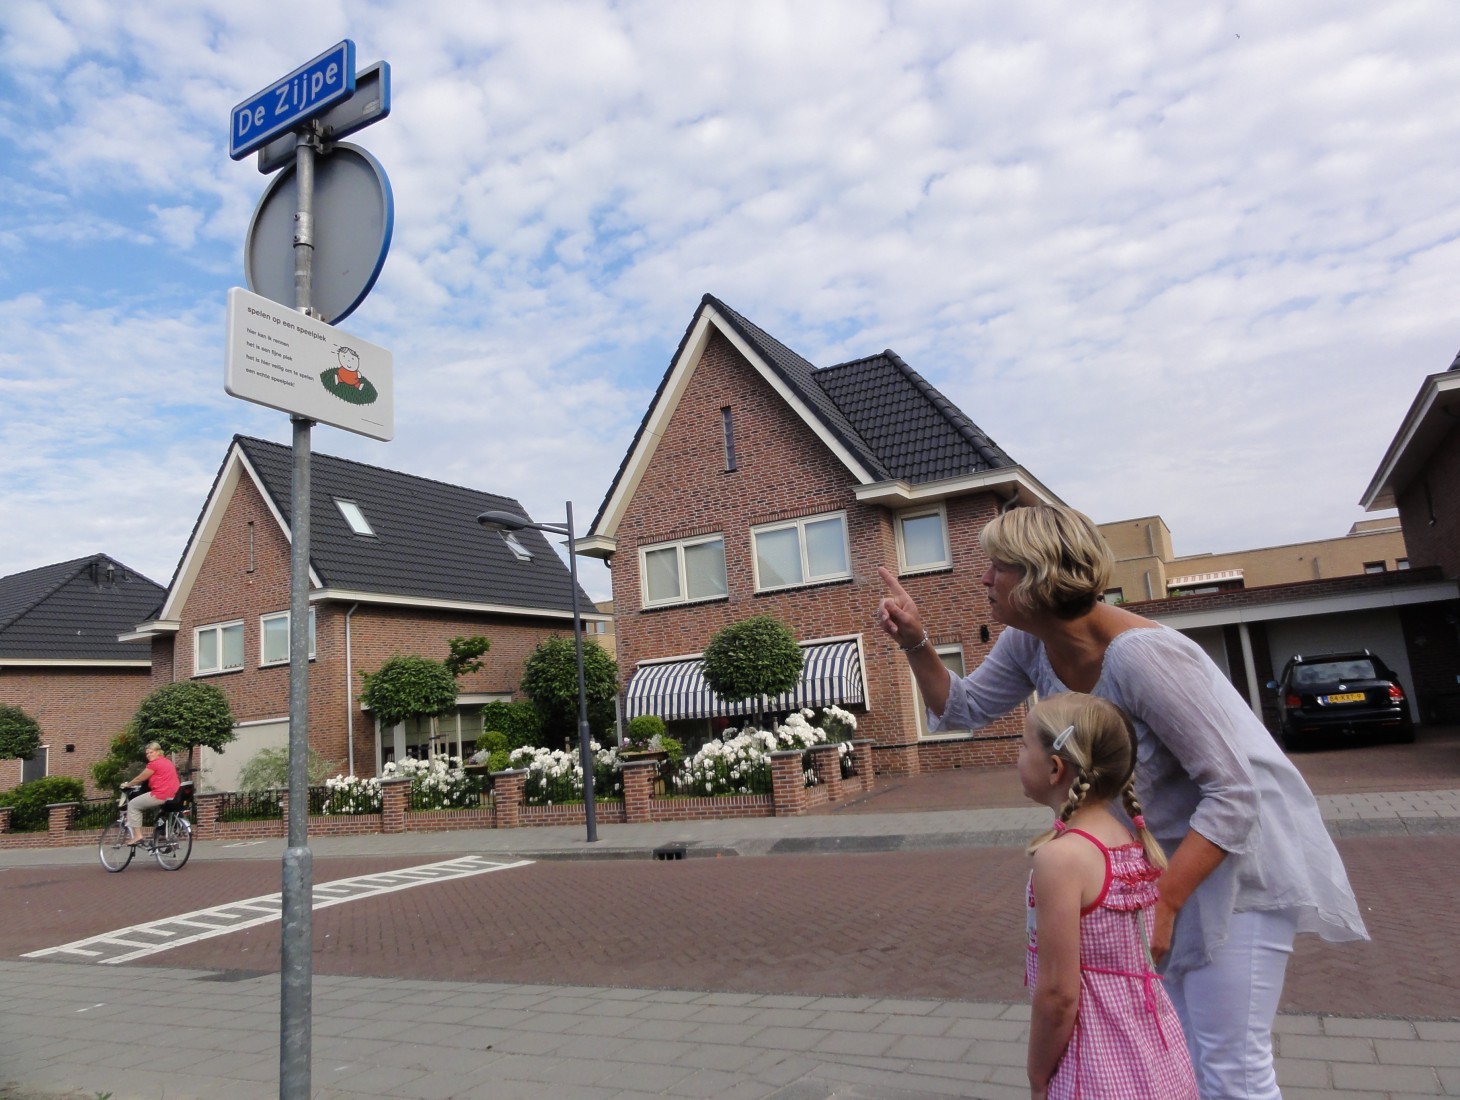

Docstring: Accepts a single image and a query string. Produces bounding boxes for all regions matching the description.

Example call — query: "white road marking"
[23,855,533,965]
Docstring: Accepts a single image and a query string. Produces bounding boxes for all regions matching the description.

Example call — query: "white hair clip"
[1051,724,1075,752]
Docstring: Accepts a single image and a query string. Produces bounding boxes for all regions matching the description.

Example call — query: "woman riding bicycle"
[124,742,179,846]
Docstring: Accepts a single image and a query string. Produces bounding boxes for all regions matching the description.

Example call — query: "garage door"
[198,718,289,792]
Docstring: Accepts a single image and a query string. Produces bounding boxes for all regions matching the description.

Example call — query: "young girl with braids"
[1020,692,1197,1100]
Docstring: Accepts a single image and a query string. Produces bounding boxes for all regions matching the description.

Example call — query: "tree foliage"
[0,703,41,761]
[134,681,237,754]
[518,635,619,750]
[445,635,491,678]
[91,724,145,791]
[360,656,459,727]
[237,746,337,791]
[700,615,804,724]
[478,700,543,751]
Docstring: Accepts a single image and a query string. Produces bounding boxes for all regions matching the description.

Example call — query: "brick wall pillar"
[620,759,658,824]
[770,750,807,817]
[381,776,410,834]
[850,739,876,792]
[492,769,526,829]
[47,802,76,839]
[809,744,843,802]
[0,806,9,833]
[194,791,222,840]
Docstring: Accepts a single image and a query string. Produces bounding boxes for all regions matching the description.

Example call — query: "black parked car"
[1268,651,1415,751]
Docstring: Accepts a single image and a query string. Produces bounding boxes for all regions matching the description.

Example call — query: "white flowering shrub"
[508,743,623,805]
[671,708,858,796]
[319,773,382,815]
[382,755,480,811]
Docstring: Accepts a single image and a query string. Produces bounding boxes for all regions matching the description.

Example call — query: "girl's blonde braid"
[1121,775,1169,870]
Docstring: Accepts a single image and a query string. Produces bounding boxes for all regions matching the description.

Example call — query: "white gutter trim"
[310,588,610,622]
[1148,578,1459,630]
[854,466,1064,507]
[0,658,151,668]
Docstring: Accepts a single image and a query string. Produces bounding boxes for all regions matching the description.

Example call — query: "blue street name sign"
[230,40,357,160]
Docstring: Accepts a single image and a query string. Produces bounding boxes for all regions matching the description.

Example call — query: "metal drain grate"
[652,844,687,860]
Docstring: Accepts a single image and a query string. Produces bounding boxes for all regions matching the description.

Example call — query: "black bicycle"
[99,782,194,872]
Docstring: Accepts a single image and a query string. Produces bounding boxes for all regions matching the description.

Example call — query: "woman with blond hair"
[878,503,1366,1100]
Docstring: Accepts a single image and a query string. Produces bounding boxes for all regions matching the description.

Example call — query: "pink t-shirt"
[146,755,180,801]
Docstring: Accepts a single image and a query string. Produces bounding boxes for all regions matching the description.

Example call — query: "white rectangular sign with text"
[224,286,394,441]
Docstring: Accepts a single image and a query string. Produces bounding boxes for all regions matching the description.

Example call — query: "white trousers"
[125,791,165,834]
[1166,909,1298,1100]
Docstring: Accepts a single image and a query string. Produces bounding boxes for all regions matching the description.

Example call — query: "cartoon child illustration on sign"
[320,345,378,406]
[336,346,362,388]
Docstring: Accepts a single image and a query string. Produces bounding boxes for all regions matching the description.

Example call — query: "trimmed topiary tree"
[360,656,459,727]
[131,681,237,780]
[519,635,619,751]
[0,703,42,766]
[360,655,459,754]
[700,614,804,728]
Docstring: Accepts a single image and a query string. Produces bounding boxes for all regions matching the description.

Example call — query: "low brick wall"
[643,794,774,822]
[1,745,878,848]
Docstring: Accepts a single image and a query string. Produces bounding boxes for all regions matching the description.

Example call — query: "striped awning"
[624,639,865,721]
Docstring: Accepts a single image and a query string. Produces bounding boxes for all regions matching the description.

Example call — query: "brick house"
[579,295,1063,775]
[122,435,607,790]
[0,555,165,792]
[1361,357,1460,723]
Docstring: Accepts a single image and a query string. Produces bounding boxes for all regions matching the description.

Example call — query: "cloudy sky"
[3,1,1458,603]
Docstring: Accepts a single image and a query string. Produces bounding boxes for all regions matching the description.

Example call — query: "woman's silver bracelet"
[900,629,930,653]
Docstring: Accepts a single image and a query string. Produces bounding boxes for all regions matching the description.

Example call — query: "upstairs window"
[752,512,851,591]
[641,535,728,607]
[195,620,244,675]
[335,499,375,536]
[896,505,950,573]
[261,608,317,666]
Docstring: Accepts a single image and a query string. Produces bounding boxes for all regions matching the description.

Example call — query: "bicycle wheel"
[98,821,134,872]
[153,814,193,871]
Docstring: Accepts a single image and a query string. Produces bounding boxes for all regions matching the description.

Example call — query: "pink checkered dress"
[1026,830,1198,1100]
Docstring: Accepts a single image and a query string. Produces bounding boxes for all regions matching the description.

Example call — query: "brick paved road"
[5,837,1455,1021]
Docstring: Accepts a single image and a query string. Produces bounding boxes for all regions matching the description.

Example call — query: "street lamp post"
[477,501,597,843]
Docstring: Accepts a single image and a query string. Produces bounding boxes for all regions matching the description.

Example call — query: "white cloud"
[1,0,1458,599]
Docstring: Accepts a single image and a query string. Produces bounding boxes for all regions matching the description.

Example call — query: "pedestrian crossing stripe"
[23,854,533,965]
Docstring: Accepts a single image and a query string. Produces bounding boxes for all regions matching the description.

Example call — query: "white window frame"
[895,504,951,574]
[638,534,728,608]
[260,608,317,666]
[751,511,852,592]
[917,644,969,739]
[195,619,245,676]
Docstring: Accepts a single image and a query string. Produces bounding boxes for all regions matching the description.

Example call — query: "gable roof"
[0,555,164,664]
[1361,366,1460,511]
[141,436,597,631]
[584,294,1051,552]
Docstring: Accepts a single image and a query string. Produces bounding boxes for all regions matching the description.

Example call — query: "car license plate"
[1322,692,1365,704]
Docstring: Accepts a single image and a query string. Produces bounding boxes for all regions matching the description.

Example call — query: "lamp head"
[477,509,532,532]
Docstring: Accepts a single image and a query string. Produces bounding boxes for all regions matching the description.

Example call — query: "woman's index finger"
[877,564,911,603]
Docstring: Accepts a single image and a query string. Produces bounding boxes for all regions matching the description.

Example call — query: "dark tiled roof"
[816,351,1013,481]
[234,437,591,614]
[0,555,165,661]
[591,295,1015,532]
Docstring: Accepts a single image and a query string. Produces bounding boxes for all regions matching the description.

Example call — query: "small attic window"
[502,532,532,561]
[335,499,375,536]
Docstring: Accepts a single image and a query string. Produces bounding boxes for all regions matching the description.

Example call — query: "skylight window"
[502,532,532,561]
[335,499,375,536]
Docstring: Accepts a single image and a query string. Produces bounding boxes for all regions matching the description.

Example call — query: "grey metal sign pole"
[280,121,320,1100]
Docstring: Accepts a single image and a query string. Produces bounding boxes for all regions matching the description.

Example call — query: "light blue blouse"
[935,623,1368,974]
